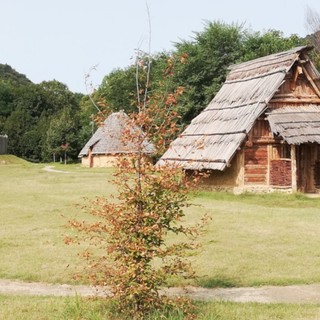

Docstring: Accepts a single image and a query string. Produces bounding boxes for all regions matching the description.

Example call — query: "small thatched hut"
[158,46,320,193]
[79,111,154,167]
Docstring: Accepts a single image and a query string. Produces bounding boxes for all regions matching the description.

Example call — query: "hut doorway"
[89,147,94,168]
[296,144,319,193]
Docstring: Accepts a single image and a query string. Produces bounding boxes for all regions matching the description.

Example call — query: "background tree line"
[0,21,318,163]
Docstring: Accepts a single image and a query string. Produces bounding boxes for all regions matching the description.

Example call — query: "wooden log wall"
[244,145,268,184]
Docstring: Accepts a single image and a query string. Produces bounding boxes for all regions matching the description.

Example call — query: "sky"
[0,0,319,94]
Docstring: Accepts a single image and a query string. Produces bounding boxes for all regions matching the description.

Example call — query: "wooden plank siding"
[271,71,319,104]
[244,145,268,184]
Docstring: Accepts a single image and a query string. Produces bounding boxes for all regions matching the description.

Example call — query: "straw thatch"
[158,46,319,170]
[79,111,154,158]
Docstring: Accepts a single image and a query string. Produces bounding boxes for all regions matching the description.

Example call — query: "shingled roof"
[79,111,154,157]
[158,46,320,171]
[267,105,320,144]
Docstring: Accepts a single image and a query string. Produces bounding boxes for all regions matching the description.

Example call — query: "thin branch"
[135,50,141,110]
[305,6,320,52]
[305,6,320,33]
[84,65,103,114]
[142,1,152,112]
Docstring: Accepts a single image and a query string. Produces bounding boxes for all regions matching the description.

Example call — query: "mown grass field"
[0,156,116,284]
[1,294,320,320]
[1,155,320,319]
[1,155,320,287]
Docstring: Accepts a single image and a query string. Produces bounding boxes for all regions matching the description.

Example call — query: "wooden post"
[291,145,297,192]
[267,145,271,187]
[236,150,244,187]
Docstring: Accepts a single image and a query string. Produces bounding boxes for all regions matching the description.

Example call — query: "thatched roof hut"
[159,46,320,193]
[79,111,154,167]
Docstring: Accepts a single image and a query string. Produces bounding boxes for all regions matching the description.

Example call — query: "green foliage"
[0,21,314,163]
[39,80,80,114]
[98,67,137,113]
[96,51,174,116]
[241,30,305,61]
[44,107,80,162]
[173,21,245,122]
[0,63,31,86]
[172,23,305,123]
[94,21,307,127]
[0,83,15,118]
[0,75,86,162]
[4,107,34,158]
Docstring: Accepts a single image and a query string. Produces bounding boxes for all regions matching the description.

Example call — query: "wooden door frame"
[296,144,317,193]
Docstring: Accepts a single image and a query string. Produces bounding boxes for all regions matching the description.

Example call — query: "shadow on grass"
[196,276,239,288]
[195,190,320,209]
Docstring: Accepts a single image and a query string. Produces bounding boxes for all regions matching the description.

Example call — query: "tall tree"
[97,67,137,113]
[241,30,304,61]
[173,21,245,122]
[0,83,15,119]
[38,80,79,114]
[4,107,34,158]
[44,107,80,162]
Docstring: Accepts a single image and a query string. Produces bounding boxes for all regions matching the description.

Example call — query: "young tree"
[66,52,207,319]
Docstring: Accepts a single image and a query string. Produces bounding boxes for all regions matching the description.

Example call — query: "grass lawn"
[0,156,116,284]
[187,192,320,287]
[1,155,320,288]
[1,294,320,320]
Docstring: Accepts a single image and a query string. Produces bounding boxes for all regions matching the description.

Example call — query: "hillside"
[0,63,32,86]
[0,154,31,166]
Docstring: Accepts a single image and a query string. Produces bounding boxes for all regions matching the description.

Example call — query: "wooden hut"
[79,111,154,167]
[158,46,320,193]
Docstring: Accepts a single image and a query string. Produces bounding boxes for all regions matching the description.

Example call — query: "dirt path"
[1,280,320,303]
[43,166,70,174]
